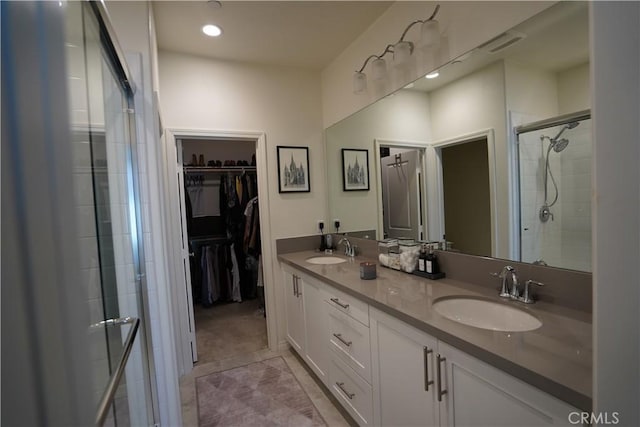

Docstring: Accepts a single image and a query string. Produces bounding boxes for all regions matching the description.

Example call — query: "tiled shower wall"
[519,118,592,272]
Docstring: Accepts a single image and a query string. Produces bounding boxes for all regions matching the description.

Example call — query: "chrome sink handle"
[521,280,544,304]
[490,266,516,298]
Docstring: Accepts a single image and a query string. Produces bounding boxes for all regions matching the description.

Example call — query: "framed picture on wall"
[277,146,310,193]
[342,148,369,191]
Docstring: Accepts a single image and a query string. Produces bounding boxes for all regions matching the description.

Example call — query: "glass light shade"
[353,72,367,94]
[371,58,388,81]
[420,19,441,48]
[394,41,413,64]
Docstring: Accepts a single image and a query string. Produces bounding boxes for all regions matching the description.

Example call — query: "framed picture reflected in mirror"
[342,148,369,191]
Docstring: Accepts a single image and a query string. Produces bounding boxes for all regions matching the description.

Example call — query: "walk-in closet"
[179,138,267,364]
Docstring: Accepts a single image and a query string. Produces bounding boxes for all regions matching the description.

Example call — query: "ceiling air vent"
[478,31,526,54]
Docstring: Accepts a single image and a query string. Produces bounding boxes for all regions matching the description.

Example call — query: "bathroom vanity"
[278,249,591,427]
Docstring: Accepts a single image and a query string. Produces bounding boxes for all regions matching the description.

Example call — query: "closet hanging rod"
[184,166,256,174]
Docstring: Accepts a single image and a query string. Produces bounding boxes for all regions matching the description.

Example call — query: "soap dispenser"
[425,246,440,274]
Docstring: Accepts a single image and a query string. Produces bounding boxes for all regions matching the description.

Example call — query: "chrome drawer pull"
[333,333,352,347]
[424,347,434,391]
[330,298,349,309]
[437,354,447,402]
[336,382,355,400]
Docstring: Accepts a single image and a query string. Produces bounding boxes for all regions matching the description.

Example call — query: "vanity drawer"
[325,286,369,326]
[329,353,373,427]
[328,306,371,383]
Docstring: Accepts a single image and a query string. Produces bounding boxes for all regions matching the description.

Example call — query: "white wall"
[428,61,509,257]
[321,1,554,128]
[326,89,431,234]
[157,50,326,350]
[505,59,559,121]
[591,2,640,425]
[557,62,590,114]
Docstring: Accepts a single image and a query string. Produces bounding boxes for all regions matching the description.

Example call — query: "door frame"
[163,128,275,375]
[374,139,429,241]
[428,128,498,256]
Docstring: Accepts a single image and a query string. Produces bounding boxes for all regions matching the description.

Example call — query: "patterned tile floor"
[196,356,326,426]
[180,301,352,426]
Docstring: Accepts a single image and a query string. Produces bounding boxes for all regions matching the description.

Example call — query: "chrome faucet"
[338,235,355,257]
[492,266,520,299]
[490,266,545,304]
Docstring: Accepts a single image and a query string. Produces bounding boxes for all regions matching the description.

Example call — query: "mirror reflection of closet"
[179,138,266,364]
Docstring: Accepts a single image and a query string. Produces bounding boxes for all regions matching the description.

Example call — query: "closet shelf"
[184,166,256,173]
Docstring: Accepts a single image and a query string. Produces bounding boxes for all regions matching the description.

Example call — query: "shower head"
[553,121,580,141]
[552,138,570,152]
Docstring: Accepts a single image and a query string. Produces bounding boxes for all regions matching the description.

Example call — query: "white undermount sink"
[305,256,347,265]
[433,296,542,332]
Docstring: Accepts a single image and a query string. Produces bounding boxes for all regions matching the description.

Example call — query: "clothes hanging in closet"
[219,172,259,300]
[200,241,241,306]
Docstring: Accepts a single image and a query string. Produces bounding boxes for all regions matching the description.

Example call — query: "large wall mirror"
[325,2,591,272]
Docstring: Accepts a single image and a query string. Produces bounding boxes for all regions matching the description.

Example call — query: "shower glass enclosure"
[65,2,157,424]
[517,112,592,272]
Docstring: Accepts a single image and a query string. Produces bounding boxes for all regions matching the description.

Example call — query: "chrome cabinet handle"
[336,382,355,400]
[424,347,434,391]
[437,354,447,402]
[292,275,297,296]
[330,298,349,309]
[333,333,352,347]
[521,279,544,304]
[295,276,299,297]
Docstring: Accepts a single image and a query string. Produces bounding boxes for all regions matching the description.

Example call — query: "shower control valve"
[539,205,554,222]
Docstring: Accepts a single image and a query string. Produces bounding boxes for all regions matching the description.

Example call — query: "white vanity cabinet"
[282,266,305,356]
[302,274,330,385]
[325,285,374,426]
[370,306,579,427]
[280,261,581,427]
[370,307,441,427]
[437,341,578,427]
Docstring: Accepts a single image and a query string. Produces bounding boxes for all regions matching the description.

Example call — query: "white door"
[283,268,305,355]
[303,277,329,385]
[371,309,440,426]
[437,341,578,426]
[381,150,422,240]
[176,139,198,362]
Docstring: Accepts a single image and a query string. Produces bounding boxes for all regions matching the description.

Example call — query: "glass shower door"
[517,115,592,272]
[65,2,156,425]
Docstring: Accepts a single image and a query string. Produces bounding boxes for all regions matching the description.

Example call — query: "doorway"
[175,137,268,366]
[375,140,428,241]
[440,137,492,256]
[166,130,275,373]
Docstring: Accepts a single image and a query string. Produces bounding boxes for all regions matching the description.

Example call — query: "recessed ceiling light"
[202,24,222,37]
[425,71,439,79]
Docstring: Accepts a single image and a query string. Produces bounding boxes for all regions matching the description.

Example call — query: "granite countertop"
[278,250,592,412]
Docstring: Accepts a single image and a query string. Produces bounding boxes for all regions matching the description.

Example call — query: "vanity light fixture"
[202,24,222,37]
[353,4,442,94]
[425,71,439,79]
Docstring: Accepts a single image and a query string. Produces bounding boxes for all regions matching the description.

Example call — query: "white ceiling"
[153,1,393,69]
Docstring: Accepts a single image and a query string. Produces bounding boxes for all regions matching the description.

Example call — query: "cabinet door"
[283,268,304,355]
[371,308,440,427]
[437,341,579,427]
[303,276,329,385]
